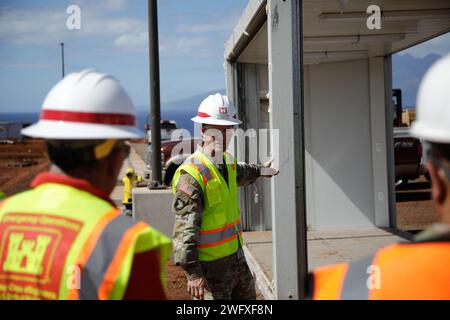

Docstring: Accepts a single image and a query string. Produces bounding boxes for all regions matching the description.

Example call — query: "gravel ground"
[395,177,439,232]
[166,262,192,300]
[0,139,50,196]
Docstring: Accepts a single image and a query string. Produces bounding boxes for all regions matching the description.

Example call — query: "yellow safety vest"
[0,180,171,300]
[172,150,243,262]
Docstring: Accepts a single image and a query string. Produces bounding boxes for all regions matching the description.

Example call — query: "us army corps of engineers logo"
[0,213,83,300]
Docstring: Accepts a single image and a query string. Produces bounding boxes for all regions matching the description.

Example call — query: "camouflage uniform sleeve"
[236,163,262,187]
[171,172,204,280]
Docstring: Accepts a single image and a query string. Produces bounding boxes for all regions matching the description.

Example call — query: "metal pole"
[148,0,162,186]
[291,0,308,299]
[384,56,397,228]
[60,42,65,78]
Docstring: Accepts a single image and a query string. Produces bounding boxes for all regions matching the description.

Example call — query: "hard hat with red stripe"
[22,69,145,139]
[191,93,242,126]
[411,53,450,143]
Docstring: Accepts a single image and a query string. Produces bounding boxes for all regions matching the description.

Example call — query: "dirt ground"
[395,177,439,232]
[165,263,191,300]
[0,139,50,196]
[165,262,265,300]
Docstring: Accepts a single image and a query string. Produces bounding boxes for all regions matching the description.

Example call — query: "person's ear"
[104,147,123,176]
[427,161,447,206]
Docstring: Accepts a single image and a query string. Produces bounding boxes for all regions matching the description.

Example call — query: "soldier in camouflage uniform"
[171,94,278,300]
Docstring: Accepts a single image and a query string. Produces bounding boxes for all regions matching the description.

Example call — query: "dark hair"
[428,142,450,163]
[46,140,103,173]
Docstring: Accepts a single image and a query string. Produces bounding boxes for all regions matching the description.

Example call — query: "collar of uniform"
[414,223,450,243]
[31,172,116,207]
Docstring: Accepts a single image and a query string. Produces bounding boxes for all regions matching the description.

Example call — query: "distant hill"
[136,89,226,112]
[136,89,226,135]
[392,53,441,108]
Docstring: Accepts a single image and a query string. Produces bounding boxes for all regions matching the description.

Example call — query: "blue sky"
[0,0,247,112]
[0,0,449,113]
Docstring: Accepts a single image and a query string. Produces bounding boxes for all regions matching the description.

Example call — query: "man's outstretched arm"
[236,163,262,186]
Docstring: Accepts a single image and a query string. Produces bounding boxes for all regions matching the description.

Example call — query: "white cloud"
[0,1,242,57]
[177,22,233,34]
[0,2,145,47]
[102,0,128,11]
[400,32,450,58]
[0,62,57,69]
[0,7,67,44]
[114,31,148,50]
[83,17,146,37]
[159,36,216,58]
[70,0,128,12]
[159,9,243,58]
[176,9,242,35]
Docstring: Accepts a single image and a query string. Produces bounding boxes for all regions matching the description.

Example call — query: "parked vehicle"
[145,137,201,186]
[145,118,178,142]
[394,127,428,185]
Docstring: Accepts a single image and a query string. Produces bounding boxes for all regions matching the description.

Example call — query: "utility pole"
[148,0,163,187]
[60,42,65,78]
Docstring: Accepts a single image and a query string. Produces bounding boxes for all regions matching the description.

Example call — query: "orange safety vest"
[311,242,450,300]
[0,173,171,300]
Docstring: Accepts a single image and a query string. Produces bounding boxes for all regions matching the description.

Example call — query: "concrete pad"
[307,228,407,269]
[118,143,148,181]
[243,245,275,300]
[110,185,125,210]
[131,143,148,166]
[132,187,174,238]
[243,228,410,299]
[111,185,124,203]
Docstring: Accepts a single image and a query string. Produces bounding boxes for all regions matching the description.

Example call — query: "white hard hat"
[411,54,450,143]
[22,69,144,139]
[191,93,242,126]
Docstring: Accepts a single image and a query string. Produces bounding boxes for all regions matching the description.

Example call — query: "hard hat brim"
[191,116,242,126]
[21,120,145,140]
[411,121,450,144]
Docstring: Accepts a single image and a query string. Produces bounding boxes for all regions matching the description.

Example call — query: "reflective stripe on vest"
[340,254,375,300]
[312,242,450,300]
[184,158,214,185]
[78,214,139,300]
[67,208,120,300]
[199,220,242,249]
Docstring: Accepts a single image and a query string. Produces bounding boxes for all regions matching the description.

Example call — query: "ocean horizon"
[0,109,196,135]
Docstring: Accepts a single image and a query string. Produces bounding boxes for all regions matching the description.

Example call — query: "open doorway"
[391,33,449,233]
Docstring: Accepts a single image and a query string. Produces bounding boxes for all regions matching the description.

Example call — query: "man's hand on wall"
[260,159,279,177]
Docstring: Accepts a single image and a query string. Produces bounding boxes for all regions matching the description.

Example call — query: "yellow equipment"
[122,168,142,205]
